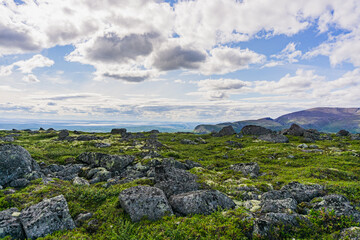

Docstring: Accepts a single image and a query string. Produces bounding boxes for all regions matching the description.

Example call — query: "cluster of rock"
[237,181,360,239]
[0,195,75,239]
[118,161,236,222]
[58,130,105,141]
[241,125,290,143]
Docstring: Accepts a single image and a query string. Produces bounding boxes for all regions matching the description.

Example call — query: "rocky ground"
[1,125,360,239]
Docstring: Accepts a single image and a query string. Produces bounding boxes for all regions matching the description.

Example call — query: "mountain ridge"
[194,107,360,134]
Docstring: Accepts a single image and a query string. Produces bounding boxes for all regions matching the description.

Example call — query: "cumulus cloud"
[0,54,54,79]
[199,47,265,75]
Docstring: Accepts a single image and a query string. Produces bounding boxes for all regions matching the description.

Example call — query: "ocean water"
[0,119,201,133]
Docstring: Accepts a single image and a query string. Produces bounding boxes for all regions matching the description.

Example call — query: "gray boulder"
[312,195,360,222]
[169,190,236,216]
[94,142,111,148]
[214,126,236,137]
[241,125,273,136]
[118,186,173,222]
[52,164,84,181]
[0,208,25,239]
[77,152,134,172]
[258,133,289,143]
[73,177,90,186]
[111,128,127,135]
[230,162,260,178]
[20,195,75,239]
[75,212,93,227]
[154,165,200,198]
[180,139,198,145]
[281,181,325,203]
[9,178,30,188]
[0,144,40,186]
[0,136,15,142]
[260,198,298,213]
[58,130,69,140]
[282,124,305,136]
[261,190,293,201]
[337,129,350,137]
[185,160,203,169]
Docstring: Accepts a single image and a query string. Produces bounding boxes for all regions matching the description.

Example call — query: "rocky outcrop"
[281,181,325,203]
[0,144,40,187]
[230,162,260,178]
[58,130,70,140]
[213,126,236,137]
[154,165,200,198]
[20,195,75,239]
[0,208,25,239]
[241,125,273,136]
[282,124,305,136]
[118,186,173,222]
[169,190,235,216]
[77,152,134,172]
[111,128,127,135]
[337,129,350,137]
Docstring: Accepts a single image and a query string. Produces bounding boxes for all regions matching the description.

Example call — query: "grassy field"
[1,130,360,239]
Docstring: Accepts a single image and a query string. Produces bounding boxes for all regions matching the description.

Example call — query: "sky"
[0,0,360,123]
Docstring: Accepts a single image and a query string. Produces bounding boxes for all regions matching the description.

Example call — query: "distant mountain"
[194,107,360,134]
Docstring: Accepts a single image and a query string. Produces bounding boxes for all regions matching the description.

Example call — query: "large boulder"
[214,126,236,137]
[154,165,200,198]
[110,128,127,135]
[260,198,298,214]
[337,129,350,137]
[282,124,305,136]
[258,133,289,143]
[230,162,260,178]
[20,195,75,239]
[58,130,69,140]
[312,195,360,222]
[118,186,173,222]
[281,181,325,203]
[169,190,236,216]
[77,152,134,172]
[261,190,293,201]
[241,125,273,136]
[0,208,25,239]
[0,144,40,186]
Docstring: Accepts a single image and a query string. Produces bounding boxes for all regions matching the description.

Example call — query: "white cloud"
[0,85,21,92]
[271,42,302,63]
[22,74,40,83]
[0,54,54,79]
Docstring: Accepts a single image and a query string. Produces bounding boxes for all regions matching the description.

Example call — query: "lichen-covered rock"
[9,178,30,188]
[75,212,93,227]
[261,190,293,201]
[73,177,90,186]
[337,227,360,240]
[51,164,84,181]
[0,208,25,240]
[0,144,40,186]
[261,198,298,213]
[312,195,360,222]
[282,124,305,136]
[154,165,200,198]
[58,130,69,140]
[169,190,236,216]
[0,136,15,142]
[20,195,75,239]
[258,133,289,143]
[185,160,203,169]
[281,181,325,203]
[230,162,260,178]
[253,213,305,239]
[241,125,273,136]
[77,152,134,172]
[118,186,173,222]
[110,128,127,135]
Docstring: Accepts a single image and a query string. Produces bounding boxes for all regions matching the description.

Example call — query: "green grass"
[1,130,360,239]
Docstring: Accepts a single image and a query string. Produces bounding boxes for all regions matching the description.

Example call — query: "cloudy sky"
[0,0,360,123]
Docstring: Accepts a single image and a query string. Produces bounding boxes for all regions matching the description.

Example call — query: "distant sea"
[0,119,202,133]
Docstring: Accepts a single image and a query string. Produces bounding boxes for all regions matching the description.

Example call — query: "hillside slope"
[194,107,360,133]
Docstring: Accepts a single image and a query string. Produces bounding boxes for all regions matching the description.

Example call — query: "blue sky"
[0,0,360,123]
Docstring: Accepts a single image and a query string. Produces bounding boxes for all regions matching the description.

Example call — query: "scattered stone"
[75,212,93,227]
[73,177,90,186]
[0,208,25,239]
[77,152,134,172]
[213,126,236,137]
[230,162,260,178]
[337,129,350,137]
[118,186,173,222]
[180,139,198,145]
[154,165,200,198]
[258,133,289,143]
[169,190,236,216]
[76,135,103,141]
[0,136,15,142]
[58,130,69,140]
[281,181,325,203]
[312,194,360,221]
[142,138,164,150]
[225,141,243,148]
[20,195,75,239]
[185,160,203,169]
[241,125,273,136]
[298,143,309,149]
[0,144,40,186]
[94,142,111,148]
[196,137,207,144]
